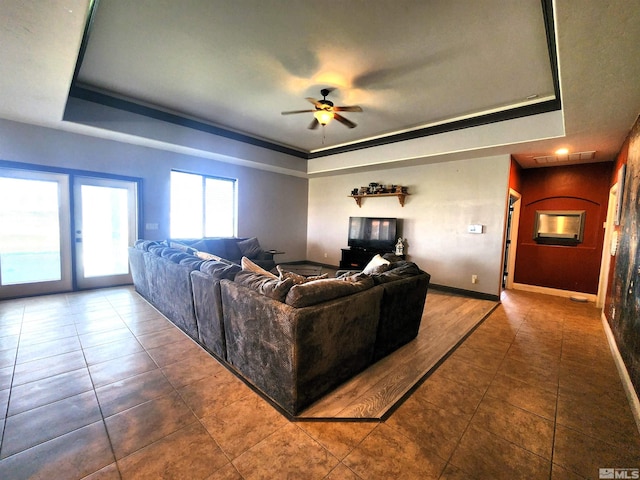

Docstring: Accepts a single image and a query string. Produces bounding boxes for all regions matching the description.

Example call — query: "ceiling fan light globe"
[314,110,334,126]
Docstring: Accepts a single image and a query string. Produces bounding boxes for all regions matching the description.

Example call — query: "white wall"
[0,118,309,262]
[308,155,511,296]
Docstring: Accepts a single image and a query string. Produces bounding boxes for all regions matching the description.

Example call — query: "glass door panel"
[0,168,72,298]
[74,177,137,289]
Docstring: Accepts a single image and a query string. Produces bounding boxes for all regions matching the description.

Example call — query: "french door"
[0,168,73,298]
[73,176,137,290]
[0,167,138,299]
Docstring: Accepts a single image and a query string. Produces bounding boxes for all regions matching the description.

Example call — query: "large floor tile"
[553,424,640,479]
[233,423,339,480]
[1,390,102,458]
[385,394,469,461]
[11,349,87,387]
[485,372,557,420]
[449,424,550,480]
[343,423,447,480]
[117,423,228,480]
[201,392,288,459]
[8,367,93,416]
[88,350,158,388]
[15,335,81,364]
[178,368,250,418]
[105,391,198,459]
[95,368,175,418]
[0,421,114,480]
[469,395,554,459]
[83,336,145,365]
[297,420,378,460]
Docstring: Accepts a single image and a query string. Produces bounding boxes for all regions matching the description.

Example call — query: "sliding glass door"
[0,168,72,298]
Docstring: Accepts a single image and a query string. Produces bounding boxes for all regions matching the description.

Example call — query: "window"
[170,171,236,238]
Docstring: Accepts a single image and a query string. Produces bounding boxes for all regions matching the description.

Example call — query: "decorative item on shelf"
[395,237,405,256]
[348,184,410,207]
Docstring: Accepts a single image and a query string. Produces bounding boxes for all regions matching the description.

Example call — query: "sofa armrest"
[220,279,382,415]
[190,271,226,359]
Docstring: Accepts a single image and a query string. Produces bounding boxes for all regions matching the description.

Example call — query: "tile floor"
[0,287,638,479]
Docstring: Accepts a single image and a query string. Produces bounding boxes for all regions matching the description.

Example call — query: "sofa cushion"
[276,265,328,285]
[237,237,263,258]
[362,253,391,275]
[179,257,204,269]
[285,275,374,308]
[224,238,243,260]
[371,261,422,284]
[241,256,277,279]
[235,270,294,302]
[204,238,229,257]
[200,260,241,280]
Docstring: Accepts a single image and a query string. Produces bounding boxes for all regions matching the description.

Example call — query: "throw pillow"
[241,256,277,279]
[285,275,374,308]
[362,253,391,275]
[235,271,294,302]
[169,241,197,255]
[197,251,223,262]
[237,237,263,258]
[276,265,328,285]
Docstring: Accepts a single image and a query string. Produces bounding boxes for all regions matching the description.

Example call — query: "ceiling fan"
[281,88,363,129]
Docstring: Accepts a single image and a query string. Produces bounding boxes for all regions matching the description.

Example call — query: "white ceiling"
[1,0,639,173]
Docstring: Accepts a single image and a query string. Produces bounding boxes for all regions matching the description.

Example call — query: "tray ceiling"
[72,0,559,157]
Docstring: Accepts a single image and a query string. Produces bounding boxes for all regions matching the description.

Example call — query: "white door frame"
[504,188,522,290]
[596,183,619,308]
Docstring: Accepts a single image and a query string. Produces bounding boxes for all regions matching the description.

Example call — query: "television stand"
[339,248,401,270]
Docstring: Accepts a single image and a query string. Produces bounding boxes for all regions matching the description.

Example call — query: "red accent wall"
[514,162,613,294]
[509,157,522,192]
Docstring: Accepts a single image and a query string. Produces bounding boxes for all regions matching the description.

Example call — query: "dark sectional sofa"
[128,239,430,416]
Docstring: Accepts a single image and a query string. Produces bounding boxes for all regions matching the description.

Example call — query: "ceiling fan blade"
[308,118,320,130]
[334,106,363,112]
[305,97,323,108]
[334,113,357,128]
[281,109,314,115]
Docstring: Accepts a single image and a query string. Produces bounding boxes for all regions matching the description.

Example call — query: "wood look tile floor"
[0,287,639,479]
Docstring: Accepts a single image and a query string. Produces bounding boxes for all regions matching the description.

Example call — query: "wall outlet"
[324,252,328,258]
[471,274,478,284]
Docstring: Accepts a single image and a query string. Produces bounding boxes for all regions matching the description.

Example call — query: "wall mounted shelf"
[349,192,410,208]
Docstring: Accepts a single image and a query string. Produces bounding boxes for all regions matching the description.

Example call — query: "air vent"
[534,151,596,164]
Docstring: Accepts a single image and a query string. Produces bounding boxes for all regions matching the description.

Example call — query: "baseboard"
[512,283,597,302]
[429,283,500,302]
[601,312,640,435]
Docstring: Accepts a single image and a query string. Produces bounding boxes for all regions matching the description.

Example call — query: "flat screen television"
[348,217,398,251]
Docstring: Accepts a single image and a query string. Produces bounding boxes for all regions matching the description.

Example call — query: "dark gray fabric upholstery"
[143,248,200,339]
[373,271,431,361]
[221,279,383,415]
[191,270,226,359]
[128,240,430,416]
[128,246,150,300]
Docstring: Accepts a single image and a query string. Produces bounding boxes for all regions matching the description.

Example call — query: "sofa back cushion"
[370,261,422,284]
[200,260,241,280]
[285,275,374,308]
[237,237,263,258]
[235,270,294,302]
